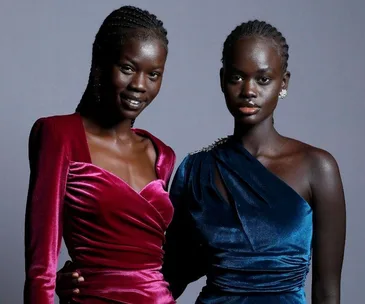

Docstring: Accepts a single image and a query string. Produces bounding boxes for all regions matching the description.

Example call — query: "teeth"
[129,99,140,105]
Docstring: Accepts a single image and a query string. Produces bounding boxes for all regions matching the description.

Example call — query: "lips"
[120,94,144,111]
[238,101,260,115]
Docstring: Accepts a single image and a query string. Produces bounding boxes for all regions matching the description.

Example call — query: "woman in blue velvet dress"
[57,20,345,304]
[162,21,346,304]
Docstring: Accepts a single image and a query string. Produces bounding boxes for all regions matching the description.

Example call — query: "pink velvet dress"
[24,113,176,304]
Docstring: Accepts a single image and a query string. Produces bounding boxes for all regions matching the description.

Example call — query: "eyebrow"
[256,68,273,73]
[117,57,164,71]
[228,65,273,74]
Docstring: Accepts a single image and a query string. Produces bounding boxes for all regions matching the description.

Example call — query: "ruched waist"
[71,268,175,304]
[207,253,311,294]
[197,288,306,304]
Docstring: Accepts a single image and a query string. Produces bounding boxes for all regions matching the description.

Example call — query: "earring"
[279,89,287,99]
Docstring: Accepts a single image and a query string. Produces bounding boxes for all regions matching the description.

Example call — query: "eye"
[229,74,243,83]
[257,77,271,84]
[150,71,161,80]
[118,65,134,74]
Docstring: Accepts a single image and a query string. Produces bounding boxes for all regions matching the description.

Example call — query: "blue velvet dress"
[162,136,313,303]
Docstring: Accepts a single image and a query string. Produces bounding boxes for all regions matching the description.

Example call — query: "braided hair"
[76,6,168,115]
[222,20,289,72]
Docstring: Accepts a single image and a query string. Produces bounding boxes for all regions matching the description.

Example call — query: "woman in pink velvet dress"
[24,6,176,304]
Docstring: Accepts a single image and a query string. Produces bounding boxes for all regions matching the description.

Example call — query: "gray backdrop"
[1,0,364,303]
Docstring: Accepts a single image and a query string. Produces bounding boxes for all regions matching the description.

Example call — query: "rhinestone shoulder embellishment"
[189,136,230,155]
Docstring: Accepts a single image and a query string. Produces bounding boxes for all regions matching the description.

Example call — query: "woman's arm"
[24,118,69,304]
[162,156,208,299]
[310,149,346,304]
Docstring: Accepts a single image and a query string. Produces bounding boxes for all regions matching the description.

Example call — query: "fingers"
[73,276,84,285]
[56,271,85,290]
[57,271,81,282]
[72,272,80,278]
[57,288,79,297]
[56,277,84,297]
[56,262,85,301]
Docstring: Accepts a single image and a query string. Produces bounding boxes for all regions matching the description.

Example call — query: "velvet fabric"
[24,113,176,304]
[163,136,313,303]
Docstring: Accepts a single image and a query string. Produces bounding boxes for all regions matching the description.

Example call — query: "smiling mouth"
[120,95,144,110]
[129,99,141,106]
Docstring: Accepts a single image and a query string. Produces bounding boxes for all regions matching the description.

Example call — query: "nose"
[129,73,147,93]
[240,79,257,99]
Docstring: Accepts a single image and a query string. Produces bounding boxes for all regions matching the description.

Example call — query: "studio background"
[0,0,364,303]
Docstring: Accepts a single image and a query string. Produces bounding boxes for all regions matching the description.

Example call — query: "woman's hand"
[56,261,84,302]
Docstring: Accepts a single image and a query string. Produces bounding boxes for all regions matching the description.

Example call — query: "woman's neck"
[233,116,281,156]
[78,94,134,139]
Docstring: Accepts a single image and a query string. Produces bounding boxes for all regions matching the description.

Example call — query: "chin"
[119,108,143,120]
[235,115,262,126]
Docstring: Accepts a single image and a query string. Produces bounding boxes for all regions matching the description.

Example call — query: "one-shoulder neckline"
[224,136,312,211]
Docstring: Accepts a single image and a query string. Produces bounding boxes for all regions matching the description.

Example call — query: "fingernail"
[78,277,84,282]
[73,288,80,294]
[72,272,79,278]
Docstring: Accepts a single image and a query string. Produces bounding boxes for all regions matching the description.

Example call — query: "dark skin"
[57,37,346,303]
[217,37,345,304]
[54,35,167,301]
[83,36,167,192]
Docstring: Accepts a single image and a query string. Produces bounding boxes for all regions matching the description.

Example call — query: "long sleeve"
[24,118,69,304]
[162,156,208,299]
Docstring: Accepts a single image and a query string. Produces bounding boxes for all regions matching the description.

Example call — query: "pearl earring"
[279,89,287,99]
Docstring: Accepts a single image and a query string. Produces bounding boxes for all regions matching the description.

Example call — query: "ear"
[219,67,225,93]
[281,70,291,91]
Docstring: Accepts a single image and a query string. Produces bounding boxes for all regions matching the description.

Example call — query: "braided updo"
[222,20,289,71]
[76,6,168,114]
